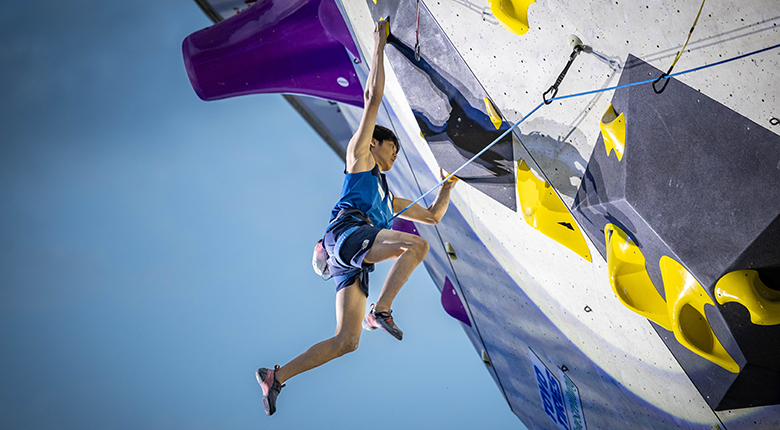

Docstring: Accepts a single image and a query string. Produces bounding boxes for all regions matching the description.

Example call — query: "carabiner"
[543,86,558,105]
[653,72,671,94]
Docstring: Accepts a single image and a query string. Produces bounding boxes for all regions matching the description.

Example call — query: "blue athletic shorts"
[323,211,383,297]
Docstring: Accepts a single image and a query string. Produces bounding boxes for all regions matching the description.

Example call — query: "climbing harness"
[414,0,421,61]
[390,42,780,221]
[543,35,585,105]
[653,0,707,94]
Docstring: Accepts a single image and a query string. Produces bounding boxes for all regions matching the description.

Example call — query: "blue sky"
[0,1,522,428]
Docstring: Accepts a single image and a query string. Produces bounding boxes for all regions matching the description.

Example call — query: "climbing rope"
[389,41,780,221]
[653,0,707,94]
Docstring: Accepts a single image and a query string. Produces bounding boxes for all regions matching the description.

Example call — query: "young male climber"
[255,20,458,416]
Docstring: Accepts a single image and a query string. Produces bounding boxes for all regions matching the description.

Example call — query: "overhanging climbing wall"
[186,0,780,428]
[364,0,517,211]
[573,55,780,410]
[344,0,780,427]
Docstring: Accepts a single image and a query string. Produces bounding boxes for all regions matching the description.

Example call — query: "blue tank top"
[331,165,394,230]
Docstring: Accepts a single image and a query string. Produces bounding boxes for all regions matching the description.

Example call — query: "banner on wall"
[529,348,586,430]
[559,367,586,430]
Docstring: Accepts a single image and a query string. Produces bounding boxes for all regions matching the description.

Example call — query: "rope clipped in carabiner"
[392,41,780,221]
[543,35,585,104]
[654,0,707,94]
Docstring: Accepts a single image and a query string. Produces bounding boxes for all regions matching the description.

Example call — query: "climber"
[255,19,458,416]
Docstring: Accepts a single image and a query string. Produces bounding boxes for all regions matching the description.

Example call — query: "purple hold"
[441,277,471,327]
[182,0,363,106]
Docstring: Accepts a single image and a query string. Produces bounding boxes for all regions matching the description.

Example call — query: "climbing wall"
[364,0,519,211]
[184,0,780,428]
[573,54,780,410]
[339,0,780,428]
[424,0,779,203]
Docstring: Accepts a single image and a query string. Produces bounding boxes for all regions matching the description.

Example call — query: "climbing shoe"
[362,304,403,341]
[256,365,285,416]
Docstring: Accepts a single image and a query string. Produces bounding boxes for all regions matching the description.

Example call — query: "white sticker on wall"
[337,77,349,87]
[529,348,570,430]
[558,368,586,430]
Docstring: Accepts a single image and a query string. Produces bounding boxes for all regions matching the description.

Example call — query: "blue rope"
[390,42,780,221]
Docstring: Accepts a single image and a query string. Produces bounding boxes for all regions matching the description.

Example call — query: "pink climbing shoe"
[256,365,284,415]
[362,304,404,341]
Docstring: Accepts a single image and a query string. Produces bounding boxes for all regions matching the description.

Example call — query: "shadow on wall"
[505,115,589,200]
[384,27,517,210]
[637,14,780,65]
[388,36,514,177]
[450,0,500,25]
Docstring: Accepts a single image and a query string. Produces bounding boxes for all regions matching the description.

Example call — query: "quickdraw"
[543,35,585,105]
[653,0,707,94]
[390,42,780,221]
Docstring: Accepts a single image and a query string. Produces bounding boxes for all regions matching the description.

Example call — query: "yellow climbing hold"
[484,97,502,130]
[604,224,672,331]
[601,104,626,161]
[489,0,535,35]
[378,17,390,37]
[660,256,740,373]
[715,270,780,326]
[517,160,591,262]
